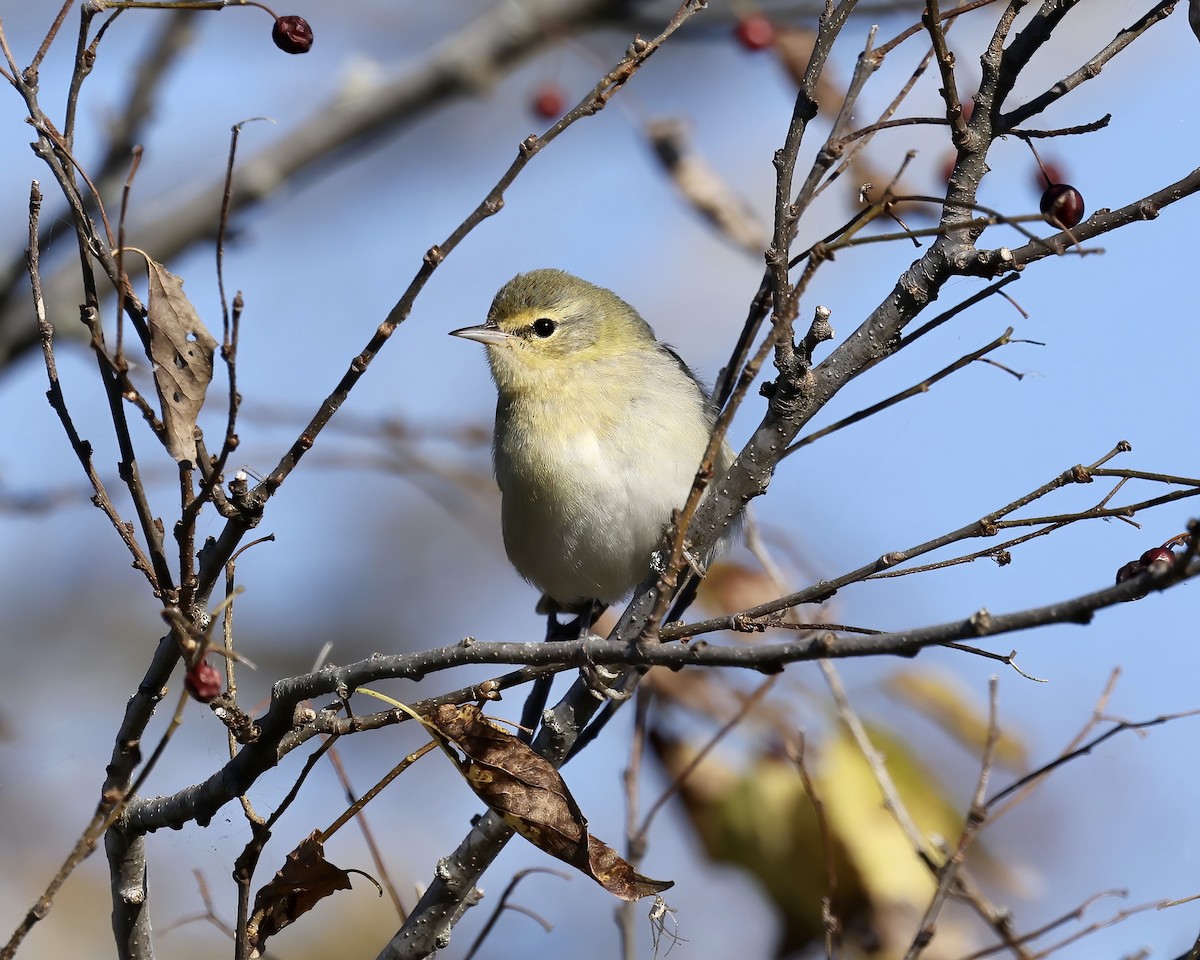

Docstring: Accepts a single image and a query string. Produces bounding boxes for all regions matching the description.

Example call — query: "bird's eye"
[532,317,557,338]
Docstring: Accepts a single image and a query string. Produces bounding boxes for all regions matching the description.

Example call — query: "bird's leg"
[575,598,635,703]
[518,600,604,743]
[571,561,710,755]
[517,616,559,743]
[546,611,586,642]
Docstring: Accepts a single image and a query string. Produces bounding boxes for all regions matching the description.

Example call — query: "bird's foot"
[581,660,632,702]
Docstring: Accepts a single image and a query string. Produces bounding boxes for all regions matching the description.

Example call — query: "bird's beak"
[449,323,511,346]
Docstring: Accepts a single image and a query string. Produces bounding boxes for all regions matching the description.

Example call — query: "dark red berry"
[272,15,313,55]
[1115,560,1148,600]
[1139,547,1177,568]
[1115,560,1145,584]
[734,14,776,51]
[185,661,222,702]
[1115,547,1175,601]
[1040,183,1084,228]
[531,84,565,121]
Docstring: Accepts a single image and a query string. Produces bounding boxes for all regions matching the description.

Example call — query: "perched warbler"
[451,269,730,618]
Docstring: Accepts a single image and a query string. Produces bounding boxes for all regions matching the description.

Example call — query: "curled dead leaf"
[426,704,672,900]
[245,831,379,957]
[138,254,217,462]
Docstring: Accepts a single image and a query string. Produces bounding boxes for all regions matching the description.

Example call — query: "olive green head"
[450,269,658,392]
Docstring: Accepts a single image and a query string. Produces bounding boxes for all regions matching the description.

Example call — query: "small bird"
[451,269,730,621]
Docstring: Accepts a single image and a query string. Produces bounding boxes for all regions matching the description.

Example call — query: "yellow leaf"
[888,669,1028,769]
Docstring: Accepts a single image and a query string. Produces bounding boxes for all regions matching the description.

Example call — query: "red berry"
[1040,183,1084,228]
[185,661,222,702]
[1139,547,1177,568]
[734,14,775,51]
[531,84,565,121]
[1115,560,1145,583]
[1115,560,1148,600]
[272,15,313,54]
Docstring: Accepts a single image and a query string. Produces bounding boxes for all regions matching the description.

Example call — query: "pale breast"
[494,351,715,607]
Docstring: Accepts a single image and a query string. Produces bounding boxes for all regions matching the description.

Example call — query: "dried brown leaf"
[427,704,672,900]
[246,832,375,957]
[143,257,217,462]
[583,834,675,901]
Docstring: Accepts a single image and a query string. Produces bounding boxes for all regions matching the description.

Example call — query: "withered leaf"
[427,704,672,901]
[246,831,374,957]
[583,834,675,901]
[144,257,217,462]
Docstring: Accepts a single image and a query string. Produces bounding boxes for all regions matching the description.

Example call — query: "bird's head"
[451,269,656,395]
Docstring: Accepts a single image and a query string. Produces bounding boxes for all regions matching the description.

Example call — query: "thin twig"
[785,327,1017,454]
[636,677,778,840]
[820,659,933,860]
[903,677,1000,960]
[324,746,409,920]
[618,690,652,960]
[986,708,1200,809]
[787,735,842,959]
[461,868,568,960]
